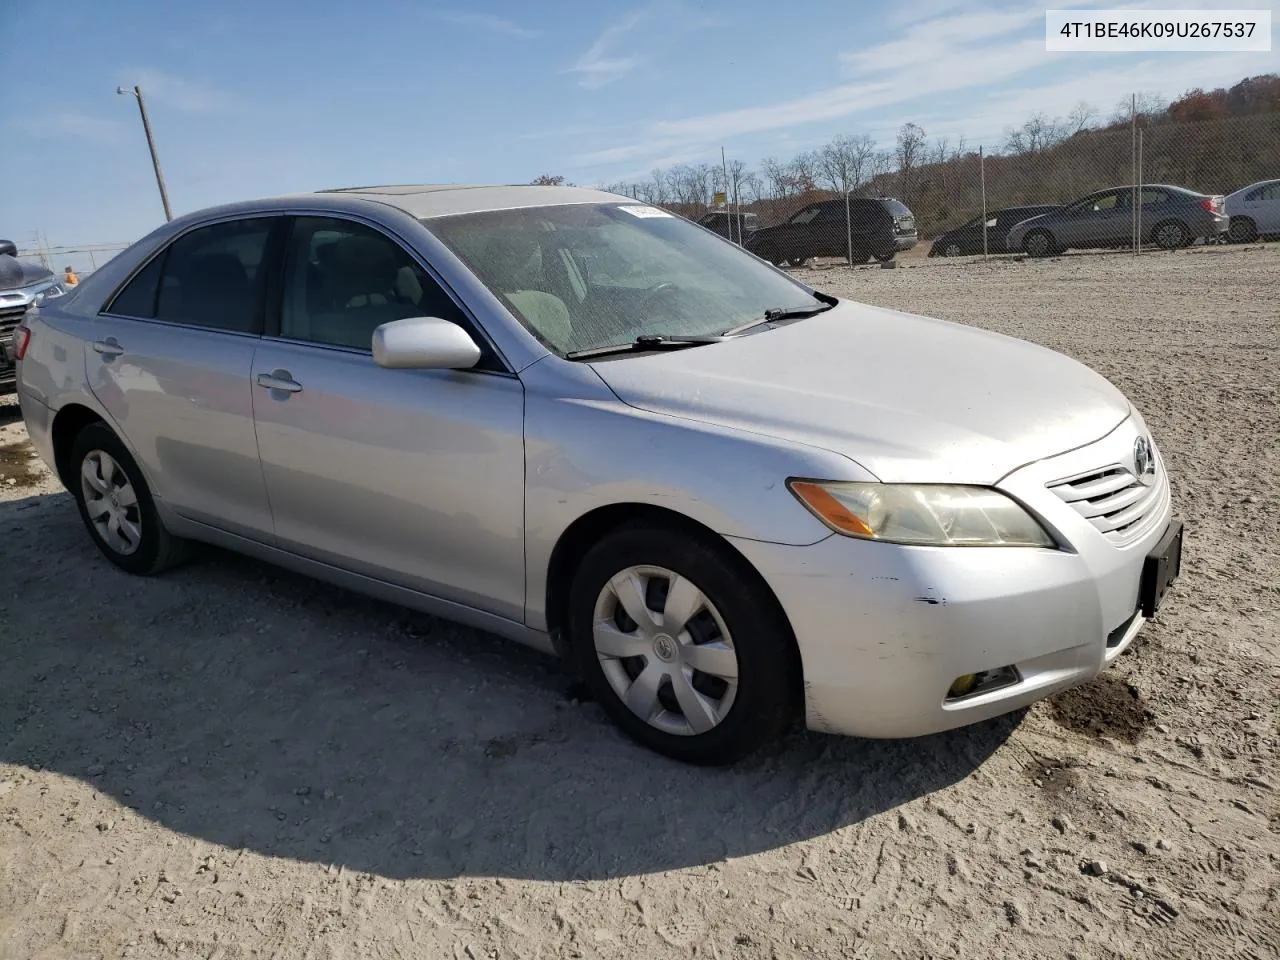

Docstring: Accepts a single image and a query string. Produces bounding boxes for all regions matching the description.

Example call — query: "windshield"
[426,203,822,355]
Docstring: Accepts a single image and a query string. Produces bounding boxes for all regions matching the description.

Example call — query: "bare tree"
[895,122,927,194]
[759,157,792,200]
[1004,112,1067,154]
[530,174,567,186]
[817,134,877,193]
[1067,101,1098,134]
[789,151,819,194]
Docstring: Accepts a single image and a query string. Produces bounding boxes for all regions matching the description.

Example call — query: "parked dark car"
[696,210,759,242]
[929,205,1062,257]
[745,197,917,266]
[0,239,65,391]
[1006,185,1227,257]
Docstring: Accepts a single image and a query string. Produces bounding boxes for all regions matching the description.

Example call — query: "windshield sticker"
[617,205,674,218]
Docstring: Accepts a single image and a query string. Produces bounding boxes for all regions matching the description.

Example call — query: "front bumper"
[895,235,918,252]
[729,419,1176,739]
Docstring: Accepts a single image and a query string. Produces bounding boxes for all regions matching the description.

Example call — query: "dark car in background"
[1006,185,1227,257]
[929,205,1062,257]
[696,210,759,242]
[745,197,917,266]
[0,239,65,391]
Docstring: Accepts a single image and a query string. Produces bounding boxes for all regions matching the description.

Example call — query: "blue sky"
[2,0,1276,260]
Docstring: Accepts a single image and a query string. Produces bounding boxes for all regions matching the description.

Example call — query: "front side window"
[789,207,821,225]
[108,218,273,332]
[279,217,470,352]
[426,204,824,355]
[1140,189,1169,207]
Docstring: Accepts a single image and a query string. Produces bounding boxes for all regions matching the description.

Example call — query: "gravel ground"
[1,243,1277,960]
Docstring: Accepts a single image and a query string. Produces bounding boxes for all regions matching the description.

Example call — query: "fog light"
[946,666,1021,701]
[948,674,978,698]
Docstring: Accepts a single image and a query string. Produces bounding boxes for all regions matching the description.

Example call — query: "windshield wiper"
[722,300,835,337]
[564,334,727,361]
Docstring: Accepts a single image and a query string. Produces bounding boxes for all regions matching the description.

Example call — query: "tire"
[848,249,870,265]
[942,242,962,257]
[1228,217,1258,244]
[567,523,798,765]
[1152,219,1189,250]
[70,422,189,576]
[872,250,896,263]
[1023,229,1056,258]
[786,258,810,268]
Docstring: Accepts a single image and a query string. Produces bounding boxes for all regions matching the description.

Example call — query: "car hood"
[1007,213,1051,235]
[588,300,1131,484]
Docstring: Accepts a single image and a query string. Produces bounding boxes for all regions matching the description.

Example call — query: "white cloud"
[29,111,125,145]
[569,10,647,89]
[432,10,540,38]
[567,0,1255,175]
[123,69,232,112]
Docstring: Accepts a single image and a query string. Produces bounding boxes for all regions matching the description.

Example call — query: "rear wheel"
[1228,217,1258,244]
[1152,219,1189,250]
[568,524,797,765]
[942,242,962,257]
[786,257,810,268]
[70,423,189,575]
[872,250,896,263]
[1023,229,1056,258]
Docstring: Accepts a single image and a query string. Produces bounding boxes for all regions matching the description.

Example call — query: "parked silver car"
[1006,184,1227,257]
[1224,178,1280,243]
[14,185,1184,764]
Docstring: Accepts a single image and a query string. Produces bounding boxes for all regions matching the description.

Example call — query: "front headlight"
[788,480,1055,547]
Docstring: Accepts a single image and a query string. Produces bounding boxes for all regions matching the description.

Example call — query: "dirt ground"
[1,243,1277,960]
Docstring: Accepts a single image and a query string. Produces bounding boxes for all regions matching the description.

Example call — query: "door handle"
[256,370,303,394]
[92,338,124,358]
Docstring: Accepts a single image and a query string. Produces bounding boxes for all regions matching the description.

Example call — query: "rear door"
[249,215,526,619]
[87,216,281,539]
[1248,181,1280,233]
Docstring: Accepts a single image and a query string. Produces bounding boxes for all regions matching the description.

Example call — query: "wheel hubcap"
[592,565,739,737]
[945,244,960,257]
[81,450,142,556]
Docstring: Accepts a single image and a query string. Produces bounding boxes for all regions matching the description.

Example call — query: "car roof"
[299,183,628,219]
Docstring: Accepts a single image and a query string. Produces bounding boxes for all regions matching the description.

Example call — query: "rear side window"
[156,219,274,332]
[106,218,275,333]
[106,254,165,318]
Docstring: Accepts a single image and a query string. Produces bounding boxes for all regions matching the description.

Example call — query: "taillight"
[1201,196,1223,214]
[14,326,31,361]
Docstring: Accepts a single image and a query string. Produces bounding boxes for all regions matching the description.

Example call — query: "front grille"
[0,303,28,335]
[1047,464,1165,545]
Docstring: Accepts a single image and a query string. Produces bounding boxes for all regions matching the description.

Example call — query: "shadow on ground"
[0,491,1019,881]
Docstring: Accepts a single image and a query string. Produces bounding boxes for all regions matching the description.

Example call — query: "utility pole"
[117,85,173,221]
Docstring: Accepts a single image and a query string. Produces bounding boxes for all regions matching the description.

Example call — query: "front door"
[86,216,280,539]
[250,215,526,620]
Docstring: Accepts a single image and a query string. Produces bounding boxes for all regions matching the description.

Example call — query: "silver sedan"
[14,185,1184,764]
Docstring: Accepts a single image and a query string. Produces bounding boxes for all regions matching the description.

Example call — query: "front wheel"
[568,524,798,765]
[1023,229,1056,258]
[872,250,896,263]
[941,242,962,257]
[70,422,189,575]
[786,257,811,268]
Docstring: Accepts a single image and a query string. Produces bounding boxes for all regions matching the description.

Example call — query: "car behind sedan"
[1006,185,1227,256]
[14,184,1183,765]
[929,205,1062,257]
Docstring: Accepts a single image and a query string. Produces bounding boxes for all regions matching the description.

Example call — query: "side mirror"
[372,316,481,370]
[0,240,17,257]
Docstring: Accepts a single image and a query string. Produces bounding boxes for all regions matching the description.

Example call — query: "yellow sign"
[713,191,727,206]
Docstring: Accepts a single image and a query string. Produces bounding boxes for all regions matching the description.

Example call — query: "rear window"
[884,200,913,217]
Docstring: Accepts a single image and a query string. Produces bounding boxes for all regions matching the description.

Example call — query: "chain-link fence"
[13,241,133,279]
[600,76,1280,266]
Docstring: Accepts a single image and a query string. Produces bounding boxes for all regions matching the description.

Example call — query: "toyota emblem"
[1134,436,1155,478]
